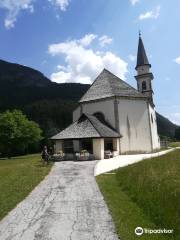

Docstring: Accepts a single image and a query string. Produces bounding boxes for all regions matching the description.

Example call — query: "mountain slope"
[0,59,178,138]
[156,112,178,138]
[0,59,50,87]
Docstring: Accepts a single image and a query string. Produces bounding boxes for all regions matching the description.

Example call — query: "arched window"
[93,112,115,130]
[93,112,105,123]
[142,81,147,91]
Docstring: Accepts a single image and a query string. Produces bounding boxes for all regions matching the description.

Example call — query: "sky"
[0,0,179,124]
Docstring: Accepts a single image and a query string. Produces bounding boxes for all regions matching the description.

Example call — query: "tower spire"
[136,33,151,70]
[135,33,154,106]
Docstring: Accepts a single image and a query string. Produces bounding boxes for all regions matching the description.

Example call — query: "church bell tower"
[135,33,154,106]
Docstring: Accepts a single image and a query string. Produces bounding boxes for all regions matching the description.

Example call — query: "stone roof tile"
[51,114,120,140]
[79,69,145,103]
[136,36,151,69]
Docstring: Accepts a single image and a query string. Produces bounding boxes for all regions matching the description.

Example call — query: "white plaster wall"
[81,99,115,128]
[73,106,81,122]
[148,104,160,150]
[137,65,150,75]
[118,99,152,153]
[93,138,104,160]
[72,98,159,154]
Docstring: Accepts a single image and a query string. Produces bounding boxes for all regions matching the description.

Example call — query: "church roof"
[79,69,145,103]
[51,113,120,140]
[136,36,151,69]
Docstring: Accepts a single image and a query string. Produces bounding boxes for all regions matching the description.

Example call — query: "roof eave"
[50,136,121,140]
[135,63,151,70]
[79,94,147,104]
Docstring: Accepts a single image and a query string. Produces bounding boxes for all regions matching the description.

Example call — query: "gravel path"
[0,161,119,240]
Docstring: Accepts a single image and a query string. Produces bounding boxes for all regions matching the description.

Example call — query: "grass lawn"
[0,154,53,220]
[169,142,180,148]
[97,149,180,240]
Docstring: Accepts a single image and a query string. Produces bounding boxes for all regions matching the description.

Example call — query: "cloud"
[139,5,160,20]
[0,0,34,29]
[99,35,113,47]
[130,0,140,6]
[48,0,70,11]
[0,0,70,29]
[129,54,136,62]
[174,56,180,64]
[48,34,128,84]
[79,34,97,47]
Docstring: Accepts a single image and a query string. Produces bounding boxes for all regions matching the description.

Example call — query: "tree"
[0,110,42,157]
[175,127,180,141]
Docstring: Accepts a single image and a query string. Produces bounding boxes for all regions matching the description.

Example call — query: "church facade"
[51,35,160,159]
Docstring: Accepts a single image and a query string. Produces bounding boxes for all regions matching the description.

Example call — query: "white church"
[52,35,160,159]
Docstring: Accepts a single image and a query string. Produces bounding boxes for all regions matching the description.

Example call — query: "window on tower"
[142,81,147,91]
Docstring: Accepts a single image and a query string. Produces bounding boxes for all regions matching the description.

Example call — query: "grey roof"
[136,36,151,69]
[51,114,120,140]
[79,69,145,103]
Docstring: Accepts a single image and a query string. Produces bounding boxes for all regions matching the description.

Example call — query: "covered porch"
[51,113,121,160]
[53,137,120,160]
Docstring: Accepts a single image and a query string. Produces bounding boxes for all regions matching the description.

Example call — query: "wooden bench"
[104,150,113,159]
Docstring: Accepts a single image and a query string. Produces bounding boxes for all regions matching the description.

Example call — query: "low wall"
[94,148,176,176]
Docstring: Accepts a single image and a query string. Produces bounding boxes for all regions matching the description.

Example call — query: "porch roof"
[51,114,121,140]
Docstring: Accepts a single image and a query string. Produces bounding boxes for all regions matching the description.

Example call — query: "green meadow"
[97,149,180,240]
[0,154,52,220]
